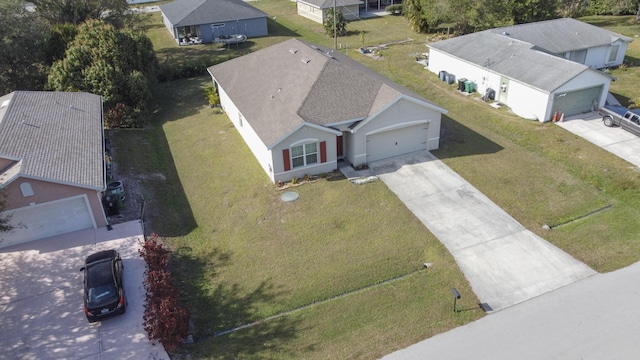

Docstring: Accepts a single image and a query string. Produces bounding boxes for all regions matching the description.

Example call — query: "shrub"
[386,4,403,15]
[139,234,189,354]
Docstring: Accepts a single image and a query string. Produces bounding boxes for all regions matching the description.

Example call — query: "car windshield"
[86,259,118,305]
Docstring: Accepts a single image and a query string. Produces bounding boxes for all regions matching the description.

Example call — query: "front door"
[498,77,509,103]
[336,135,343,158]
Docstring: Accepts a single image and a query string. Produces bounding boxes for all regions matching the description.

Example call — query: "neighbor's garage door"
[552,86,603,117]
[366,123,428,162]
[0,196,94,249]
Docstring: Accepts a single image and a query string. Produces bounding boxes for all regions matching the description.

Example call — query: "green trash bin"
[464,80,475,93]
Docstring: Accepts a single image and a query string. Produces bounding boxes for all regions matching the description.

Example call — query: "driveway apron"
[368,151,595,312]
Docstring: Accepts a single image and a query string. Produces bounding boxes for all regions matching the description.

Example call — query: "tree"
[33,0,130,27]
[324,8,347,37]
[47,20,158,127]
[0,189,16,234]
[508,0,561,24]
[0,0,50,94]
[403,0,430,33]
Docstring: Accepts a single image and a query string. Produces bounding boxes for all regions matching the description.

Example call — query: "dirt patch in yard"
[105,131,147,227]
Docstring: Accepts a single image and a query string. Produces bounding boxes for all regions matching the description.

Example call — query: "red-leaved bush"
[139,233,189,353]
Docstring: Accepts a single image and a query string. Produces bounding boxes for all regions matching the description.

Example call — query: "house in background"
[296,0,363,24]
[208,38,447,184]
[0,91,108,249]
[427,18,629,122]
[492,18,632,69]
[160,0,268,44]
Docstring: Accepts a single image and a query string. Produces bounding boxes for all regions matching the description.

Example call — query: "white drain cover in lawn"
[281,191,299,202]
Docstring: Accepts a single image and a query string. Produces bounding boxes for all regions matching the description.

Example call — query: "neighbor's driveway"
[558,112,640,168]
[0,221,169,360]
[368,151,595,312]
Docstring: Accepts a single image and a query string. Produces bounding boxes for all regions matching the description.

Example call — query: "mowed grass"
[112,75,482,358]
[113,4,640,358]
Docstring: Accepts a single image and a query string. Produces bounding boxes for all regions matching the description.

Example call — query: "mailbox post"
[451,288,461,312]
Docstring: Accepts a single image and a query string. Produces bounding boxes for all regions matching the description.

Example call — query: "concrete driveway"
[367,151,595,312]
[557,112,640,168]
[0,221,169,360]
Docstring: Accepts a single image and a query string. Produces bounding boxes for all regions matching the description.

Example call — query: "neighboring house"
[493,18,632,69]
[160,0,268,44]
[207,38,447,184]
[297,0,363,24]
[427,18,630,122]
[0,91,107,249]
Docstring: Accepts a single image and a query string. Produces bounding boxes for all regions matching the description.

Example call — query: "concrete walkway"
[557,112,640,168]
[383,260,640,359]
[366,151,595,312]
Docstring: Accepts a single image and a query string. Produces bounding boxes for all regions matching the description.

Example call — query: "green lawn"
[113,4,640,358]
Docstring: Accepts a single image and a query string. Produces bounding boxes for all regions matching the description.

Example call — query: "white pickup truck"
[599,105,640,137]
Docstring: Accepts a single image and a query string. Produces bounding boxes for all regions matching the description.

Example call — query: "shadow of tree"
[432,114,504,159]
[170,247,301,358]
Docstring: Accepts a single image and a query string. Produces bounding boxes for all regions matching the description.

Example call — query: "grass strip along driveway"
[112,5,640,359]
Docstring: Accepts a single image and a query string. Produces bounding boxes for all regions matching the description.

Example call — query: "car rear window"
[86,259,114,288]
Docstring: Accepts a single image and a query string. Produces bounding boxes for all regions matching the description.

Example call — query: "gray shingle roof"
[298,0,363,9]
[491,18,632,54]
[429,30,594,92]
[0,91,104,190]
[160,0,267,27]
[208,38,443,147]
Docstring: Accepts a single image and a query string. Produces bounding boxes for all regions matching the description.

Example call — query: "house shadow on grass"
[431,114,503,160]
[171,247,301,358]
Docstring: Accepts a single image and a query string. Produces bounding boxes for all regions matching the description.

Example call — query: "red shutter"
[283,149,291,171]
[320,141,327,163]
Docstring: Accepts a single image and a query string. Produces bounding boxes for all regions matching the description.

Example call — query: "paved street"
[383,260,640,359]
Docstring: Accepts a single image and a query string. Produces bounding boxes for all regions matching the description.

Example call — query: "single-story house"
[207,38,447,184]
[427,18,627,122]
[160,0,268,44]
[297,0,363,24]
[492,18,632,69]
[0,91,108,249]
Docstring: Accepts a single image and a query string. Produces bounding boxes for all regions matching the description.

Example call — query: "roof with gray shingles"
[0,91,104,190]
[160,0,267,28]
[208,38,444,147]
[298,0,363,9]
[429,30,598,92]
[491,18,632,54]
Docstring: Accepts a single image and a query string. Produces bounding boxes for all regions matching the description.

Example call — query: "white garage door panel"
[367,124,427,162]
[0,197,94,249]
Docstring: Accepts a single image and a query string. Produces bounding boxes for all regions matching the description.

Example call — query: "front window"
[291,142,318,168]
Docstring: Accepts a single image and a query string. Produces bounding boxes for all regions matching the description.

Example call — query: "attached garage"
[552,86,603,117]
[0,196,95,249]
[366,123,429,162]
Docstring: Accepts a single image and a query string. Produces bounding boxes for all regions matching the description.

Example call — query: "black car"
[80,250,126,323]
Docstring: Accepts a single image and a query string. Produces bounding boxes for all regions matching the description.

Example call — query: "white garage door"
[366,123,428,162]
[0,196,94,249]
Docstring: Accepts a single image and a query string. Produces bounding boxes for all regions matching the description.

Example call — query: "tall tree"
[324,8,347,37]
[47,20,159,127]
[0,0,50,93]
[509,0,561,24]
[403,0,430,32]
[34,0,130,27]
